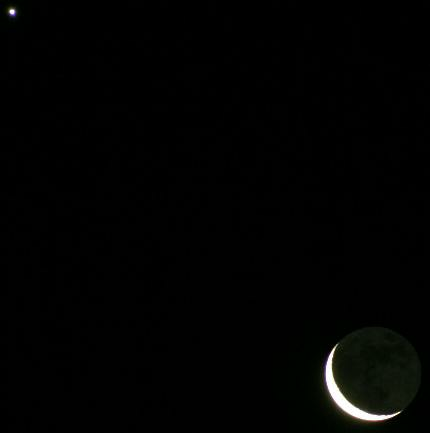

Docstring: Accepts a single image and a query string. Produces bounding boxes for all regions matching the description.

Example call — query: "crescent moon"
[325,344,402,422]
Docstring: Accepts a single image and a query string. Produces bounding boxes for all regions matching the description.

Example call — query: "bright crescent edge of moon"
[325,344,402,422]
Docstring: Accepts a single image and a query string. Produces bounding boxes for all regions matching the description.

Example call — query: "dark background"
[6,2,428,432]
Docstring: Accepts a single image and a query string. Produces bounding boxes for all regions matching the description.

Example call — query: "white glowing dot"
[8,8,17,17]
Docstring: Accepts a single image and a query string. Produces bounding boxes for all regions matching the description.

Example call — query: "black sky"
[6,3,429,432]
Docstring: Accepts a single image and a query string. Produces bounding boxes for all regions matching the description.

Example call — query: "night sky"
[6,3,428,432]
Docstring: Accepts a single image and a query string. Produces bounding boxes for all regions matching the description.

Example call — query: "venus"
[325,327,421,422]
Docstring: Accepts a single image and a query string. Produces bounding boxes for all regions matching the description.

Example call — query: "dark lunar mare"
[332,327,421,414]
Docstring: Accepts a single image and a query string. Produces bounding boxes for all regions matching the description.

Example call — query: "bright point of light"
[8,8,17,16]
[325,344,402,422]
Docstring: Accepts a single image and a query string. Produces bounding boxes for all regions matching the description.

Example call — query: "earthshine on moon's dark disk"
[325,327,421,421]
